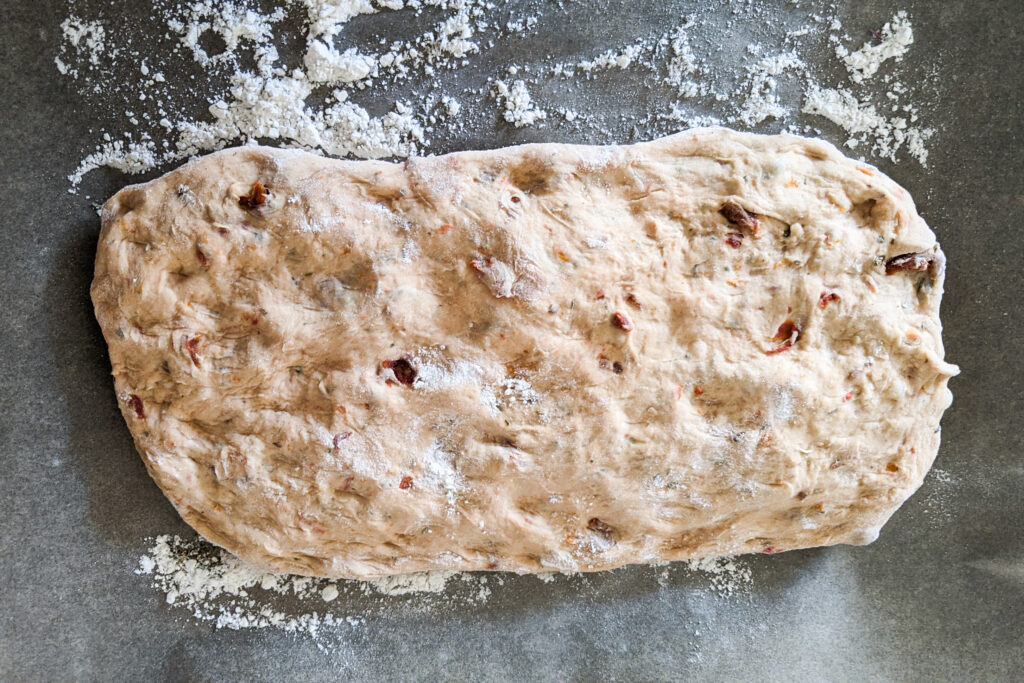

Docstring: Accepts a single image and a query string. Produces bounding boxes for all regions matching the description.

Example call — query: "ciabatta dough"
[92,128,958,578]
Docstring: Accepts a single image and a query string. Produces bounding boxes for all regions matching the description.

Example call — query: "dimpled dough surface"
[92,128,958,579]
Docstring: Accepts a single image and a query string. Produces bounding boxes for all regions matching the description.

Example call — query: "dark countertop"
[1,1,1021,680]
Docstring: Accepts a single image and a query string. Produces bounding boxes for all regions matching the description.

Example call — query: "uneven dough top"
[92,128,957,578]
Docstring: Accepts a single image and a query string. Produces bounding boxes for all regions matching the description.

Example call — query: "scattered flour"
[493,79,547,128]
[929,468,955,485]
[919,467,958,528]
[301,0,379,41]
[803,85,889,140]
[304,41,377,84]
[61,0,495,189]
[69,140,161,186]
[171,72,424,161]
[366,570,455,596]
[837,11,914,84]
[167,1,285,66]
[441,95,462,117]
[136,534,362,635]
[735,51,805,126]
[575,43,645,75]
[664,22,701,98]
[682,556,753,597]
[136,534,473,636]
[138,533,751,635]
[802,85,933,165]
[57,3,938,190]
[54,16,107,78]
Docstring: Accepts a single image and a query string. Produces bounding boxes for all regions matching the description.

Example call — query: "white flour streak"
[837,11,914,83]
[304,42,377,84]
[683,556,752,597]
[366,570,454,596]
[802,85,932,165]
[69,140,160,187]
[664,22,700,98]
[736,51,805,126]
[168,1,284,66]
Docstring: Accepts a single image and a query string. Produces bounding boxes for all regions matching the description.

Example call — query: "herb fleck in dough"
[92,128,957,579]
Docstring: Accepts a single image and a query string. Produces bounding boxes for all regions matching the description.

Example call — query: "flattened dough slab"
[92,129,957,578]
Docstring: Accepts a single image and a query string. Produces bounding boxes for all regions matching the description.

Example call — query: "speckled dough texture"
[92,128,957,579]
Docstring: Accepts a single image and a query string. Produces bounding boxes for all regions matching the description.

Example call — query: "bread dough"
[92,128,958,578]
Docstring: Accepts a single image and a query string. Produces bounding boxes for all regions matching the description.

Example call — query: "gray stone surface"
[1,0,1021,680]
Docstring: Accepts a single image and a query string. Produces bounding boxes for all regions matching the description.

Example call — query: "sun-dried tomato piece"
[383,358,417,386]
[818,290,841,308]
[725,232,744,248]
[772,320,799,343]
[333,431,352,449]
[625,292,642,309]
[469,256,495,273]
[611,311,634,331]
[587,517,614,536]
[239,181,267,209]
[884,252,932,275]
[184,336,201,367]
[766,319,801,354]
[719,201,760,236]
[196,245,210,267]
[128,394,146,419]
[399,475,413,490]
